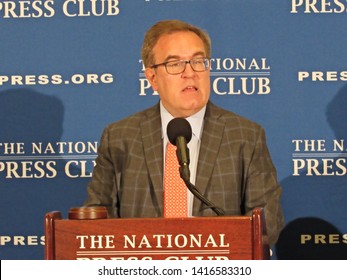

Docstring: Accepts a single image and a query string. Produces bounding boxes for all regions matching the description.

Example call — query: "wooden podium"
[44,207,269,260]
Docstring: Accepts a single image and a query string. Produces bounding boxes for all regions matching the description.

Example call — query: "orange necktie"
[164,143,188,217]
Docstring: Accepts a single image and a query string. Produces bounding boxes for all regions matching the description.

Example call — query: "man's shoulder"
[207,101,261,129]
[107,103,160,129]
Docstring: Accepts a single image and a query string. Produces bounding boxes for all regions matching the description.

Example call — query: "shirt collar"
[160,101,206,141]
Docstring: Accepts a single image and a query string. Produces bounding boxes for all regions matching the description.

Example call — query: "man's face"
[145,31,210,118]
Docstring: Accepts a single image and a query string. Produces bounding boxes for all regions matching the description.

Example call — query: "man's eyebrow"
[192,51,206,57]
[163,55,181,62]
[163,51,206,62]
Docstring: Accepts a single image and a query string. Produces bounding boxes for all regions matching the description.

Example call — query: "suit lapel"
[140,103,164,213]
[194,102,225,215]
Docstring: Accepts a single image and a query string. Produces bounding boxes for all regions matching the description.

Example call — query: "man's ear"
[144,68,159,91]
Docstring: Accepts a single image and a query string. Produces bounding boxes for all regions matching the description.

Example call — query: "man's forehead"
[153,32,206,60]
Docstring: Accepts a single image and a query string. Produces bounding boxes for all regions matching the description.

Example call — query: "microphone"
[166,118,225,216]
[167,118,192,181]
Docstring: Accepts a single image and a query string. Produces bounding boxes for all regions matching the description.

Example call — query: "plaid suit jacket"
[85,101,284,245]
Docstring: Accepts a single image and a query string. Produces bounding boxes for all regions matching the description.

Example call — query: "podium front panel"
[51,217,254,260]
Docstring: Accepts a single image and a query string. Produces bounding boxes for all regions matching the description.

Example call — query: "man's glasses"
[151,57,210,75]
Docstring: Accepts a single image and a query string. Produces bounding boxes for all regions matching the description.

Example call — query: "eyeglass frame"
[150,57,211,75]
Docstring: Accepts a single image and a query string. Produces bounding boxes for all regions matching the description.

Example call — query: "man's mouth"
[182,86,198,92]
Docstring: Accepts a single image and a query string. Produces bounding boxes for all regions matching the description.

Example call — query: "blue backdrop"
[1,0,346,259]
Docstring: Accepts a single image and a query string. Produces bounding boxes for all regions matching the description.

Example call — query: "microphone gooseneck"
[166,118,225,216]
[183,179,225,217]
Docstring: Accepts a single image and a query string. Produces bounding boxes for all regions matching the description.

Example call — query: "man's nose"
[182,61,196,77]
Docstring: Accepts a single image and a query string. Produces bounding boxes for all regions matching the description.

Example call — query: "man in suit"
[84,20,284,246]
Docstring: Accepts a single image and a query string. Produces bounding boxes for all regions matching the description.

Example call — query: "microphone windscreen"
[167,118,192,145]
